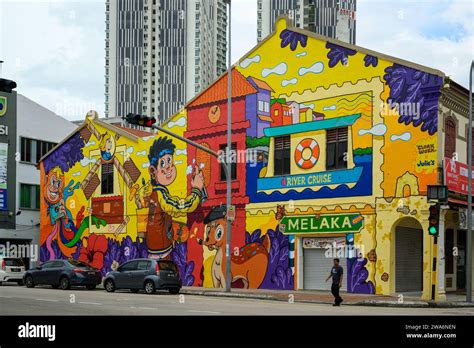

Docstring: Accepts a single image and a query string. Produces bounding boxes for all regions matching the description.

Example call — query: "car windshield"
[68,259,90,268]
[158,261,178,271]
[4,258,24,266]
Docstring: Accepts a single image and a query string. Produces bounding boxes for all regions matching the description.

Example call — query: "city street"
[0,284,473,316]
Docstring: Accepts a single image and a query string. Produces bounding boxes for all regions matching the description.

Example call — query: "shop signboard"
[279,213,364,235]
[444,158,474,195]
[0,143,7,211]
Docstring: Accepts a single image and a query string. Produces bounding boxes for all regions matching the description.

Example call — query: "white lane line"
[0,296,13,298]
[78,301,102,305]
[35,298,59,302]
[188,310,221,314]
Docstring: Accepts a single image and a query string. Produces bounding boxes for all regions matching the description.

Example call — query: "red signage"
[444,158,474,195]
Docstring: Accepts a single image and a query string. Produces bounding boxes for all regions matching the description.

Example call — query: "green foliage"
[246,136,270,148]
[353,147,373,156]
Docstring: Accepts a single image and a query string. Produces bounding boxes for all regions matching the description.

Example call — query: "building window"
[274,136,291,176]
[326,127,348,170]
[445,117,456,159]
[20,184,40,210]
[219,143,237,181]
[101,163,114,195]
[21,137,56,164]
[274,109,279,116]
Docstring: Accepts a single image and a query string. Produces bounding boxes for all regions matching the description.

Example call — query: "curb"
[179,289,474,308]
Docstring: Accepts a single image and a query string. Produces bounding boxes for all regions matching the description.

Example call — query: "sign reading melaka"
[279,213,364,235]
[444,158,474,195]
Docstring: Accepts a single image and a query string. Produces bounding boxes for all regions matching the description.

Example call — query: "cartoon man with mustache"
[143,136,205,259]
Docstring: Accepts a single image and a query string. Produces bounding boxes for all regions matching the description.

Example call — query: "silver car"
[103,259,181,295]
[0,257,26,285]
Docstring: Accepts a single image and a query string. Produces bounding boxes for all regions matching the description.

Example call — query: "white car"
[0,257,26,285]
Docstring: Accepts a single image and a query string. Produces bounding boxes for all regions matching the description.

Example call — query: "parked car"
[23,259,102,290]
[0,257,26,285]
[103,259,181,294]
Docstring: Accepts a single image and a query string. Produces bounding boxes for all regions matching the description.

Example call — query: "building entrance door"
[445,229,466,292]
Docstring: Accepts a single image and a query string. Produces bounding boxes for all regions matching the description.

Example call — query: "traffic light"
[0,78,17,93]
[124,113,156,128]
[428,204,440,236]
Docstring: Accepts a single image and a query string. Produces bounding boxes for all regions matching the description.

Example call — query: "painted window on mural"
[101,162,114,195]
[219,143,237,181]
[444,117,456,159]
[326,127,348,170]
[274,135,291,176]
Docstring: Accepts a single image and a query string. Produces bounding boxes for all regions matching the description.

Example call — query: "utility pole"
[224,0,232,293]
[467,60,474,303]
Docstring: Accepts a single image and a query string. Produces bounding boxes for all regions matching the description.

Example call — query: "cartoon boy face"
[105,138,112,152]
[149,153,176,186]
[44,169,64,204]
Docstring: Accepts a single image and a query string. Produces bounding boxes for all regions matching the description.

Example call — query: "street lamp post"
[467,60,474,303]
[224,0,232,293]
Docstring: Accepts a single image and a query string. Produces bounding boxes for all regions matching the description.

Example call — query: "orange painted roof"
[114,124,154,138]
[248,77,274,92]
[188,69,258,108]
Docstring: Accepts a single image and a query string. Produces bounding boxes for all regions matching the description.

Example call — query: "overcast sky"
[0,0,472,121]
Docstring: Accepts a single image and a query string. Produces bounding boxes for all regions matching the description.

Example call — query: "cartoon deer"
[196,205,270,289]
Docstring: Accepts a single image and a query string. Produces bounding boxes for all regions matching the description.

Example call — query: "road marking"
[78,301,102,305]
[0,295,13,298]
[188,310,221,314]
[35,298,59,302]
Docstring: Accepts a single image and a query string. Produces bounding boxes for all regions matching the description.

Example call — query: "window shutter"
[327,127,348,142]
[275,136,291,150]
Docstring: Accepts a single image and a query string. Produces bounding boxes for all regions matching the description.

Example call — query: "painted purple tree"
[383,63,443,135]
[280,29,308,51]
[347,253,375,294]
[171,242,195,286]
[248,228,293,290]
[326,42,356,68]
[43,132,85,174]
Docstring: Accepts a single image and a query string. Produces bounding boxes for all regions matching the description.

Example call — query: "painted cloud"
[262,63,288,78]
[391,132,412,142]
[358,123,387,137]
[167,116,186,129]
[298,62,324,76]
[282,78,298,87]
[240,55,261,69]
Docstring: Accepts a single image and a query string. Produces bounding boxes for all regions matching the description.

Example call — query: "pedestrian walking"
[326,258,343,306]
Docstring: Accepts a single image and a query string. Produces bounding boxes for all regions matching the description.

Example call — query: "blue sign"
[0,189,7,211]
[257,166,363,191]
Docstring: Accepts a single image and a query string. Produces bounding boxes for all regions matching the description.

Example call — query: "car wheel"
[25,275,35,288]
[144,280,155,294]
[130,289,139,293]
[168,288,180,295]
[104,279,115,293]
[17,280,24,286]
[59,276,71,290]
[86,285,96,290]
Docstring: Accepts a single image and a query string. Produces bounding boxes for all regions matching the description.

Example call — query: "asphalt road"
[1,283,473,316]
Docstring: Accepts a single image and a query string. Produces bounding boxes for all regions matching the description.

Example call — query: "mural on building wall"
[40,17,443,295]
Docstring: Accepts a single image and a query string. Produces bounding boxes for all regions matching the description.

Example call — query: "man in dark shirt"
[326,258,343,306]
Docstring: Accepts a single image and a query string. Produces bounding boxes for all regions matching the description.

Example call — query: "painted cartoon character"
[197,205,271,289]
[142,136,205,259]
[99,132,114,162]
[43,167,83,259]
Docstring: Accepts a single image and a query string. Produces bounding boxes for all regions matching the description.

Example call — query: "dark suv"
[103,259,181,294]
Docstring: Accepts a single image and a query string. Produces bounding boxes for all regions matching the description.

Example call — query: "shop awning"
[448,197,474,207]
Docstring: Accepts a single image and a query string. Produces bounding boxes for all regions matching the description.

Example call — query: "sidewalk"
[180,286,474,308]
